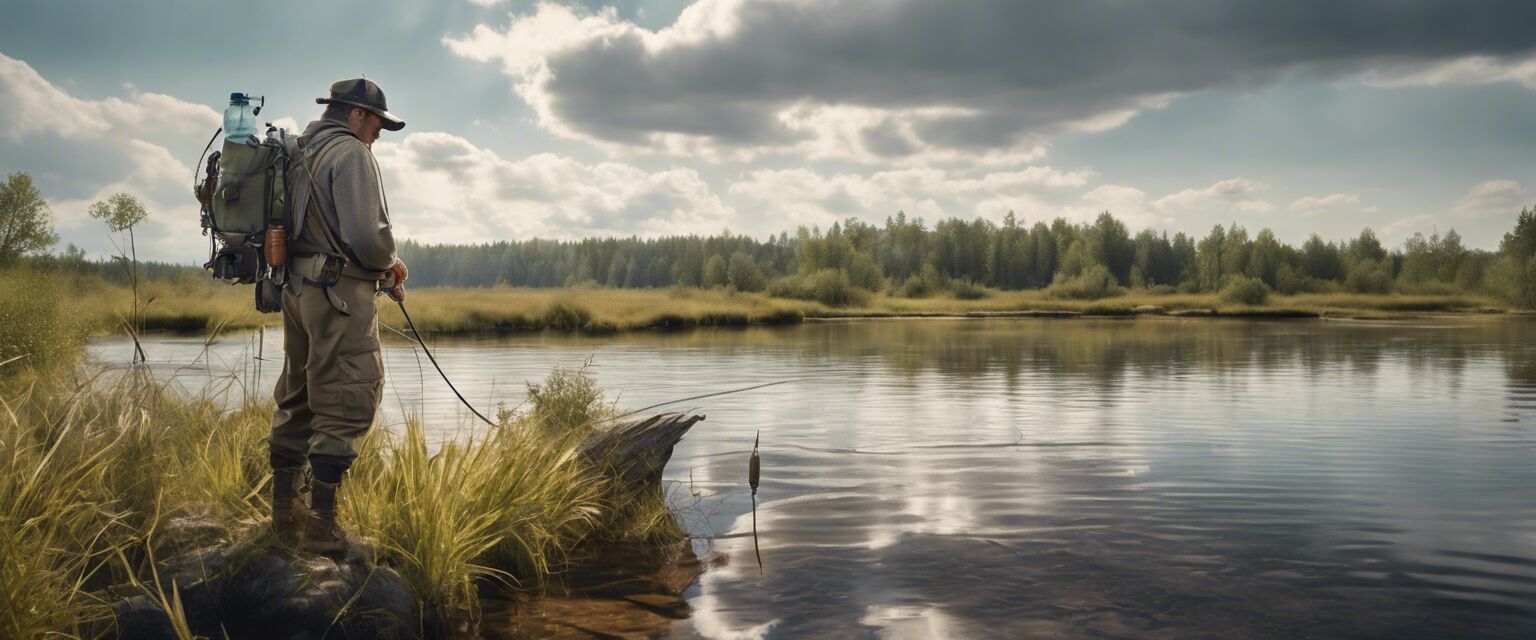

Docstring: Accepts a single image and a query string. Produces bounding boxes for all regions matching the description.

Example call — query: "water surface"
[90,317,1536,639]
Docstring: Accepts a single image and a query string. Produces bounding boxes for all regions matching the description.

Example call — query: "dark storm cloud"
[458,0,1536,159]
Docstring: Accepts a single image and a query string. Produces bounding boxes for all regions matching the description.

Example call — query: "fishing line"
[600,378,807,424]
[395,299,497,427]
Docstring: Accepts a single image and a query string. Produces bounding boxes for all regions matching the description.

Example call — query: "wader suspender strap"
[298,138,356,316]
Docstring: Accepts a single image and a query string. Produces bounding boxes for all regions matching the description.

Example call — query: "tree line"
[397,208,1536,306]
[2,170,1533,307]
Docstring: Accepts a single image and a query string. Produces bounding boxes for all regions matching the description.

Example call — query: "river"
[88,316,1536,639]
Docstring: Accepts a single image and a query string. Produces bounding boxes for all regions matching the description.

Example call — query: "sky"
[2,0,1535,265]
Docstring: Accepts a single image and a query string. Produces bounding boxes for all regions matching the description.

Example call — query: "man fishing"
[268,77,409,553]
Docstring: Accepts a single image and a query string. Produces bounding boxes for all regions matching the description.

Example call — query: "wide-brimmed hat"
[316,78,405,131]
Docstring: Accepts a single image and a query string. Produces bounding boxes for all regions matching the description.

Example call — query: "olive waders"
[267,78,404,553]
[268,257,385,552]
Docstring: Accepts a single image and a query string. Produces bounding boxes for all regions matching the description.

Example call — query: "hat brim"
[316,98,406,131]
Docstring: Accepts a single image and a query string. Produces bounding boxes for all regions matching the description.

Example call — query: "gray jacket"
[290,118,397,280]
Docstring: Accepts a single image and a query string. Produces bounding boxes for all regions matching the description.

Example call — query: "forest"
[393,209,1536,307]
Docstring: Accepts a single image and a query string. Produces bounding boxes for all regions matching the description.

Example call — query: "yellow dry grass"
[40,273,1513,338]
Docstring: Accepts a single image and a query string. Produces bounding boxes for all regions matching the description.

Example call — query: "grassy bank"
[4,267,1510,341]
[1,268,686,637]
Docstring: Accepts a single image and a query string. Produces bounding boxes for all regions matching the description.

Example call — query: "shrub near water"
[1221,276,1271,306]
[542,299,593,331]
[1047,265,1125,301]
[768,268,870,307]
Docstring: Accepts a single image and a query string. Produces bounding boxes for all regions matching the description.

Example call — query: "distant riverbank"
[109,283,1513,335]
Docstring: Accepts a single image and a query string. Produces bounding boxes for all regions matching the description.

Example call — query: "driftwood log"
[103,412,704,640]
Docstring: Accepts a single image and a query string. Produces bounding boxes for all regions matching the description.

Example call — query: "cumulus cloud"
[0,52,221,261]
[727,165,1092,229]
[1453,179,1527,218]
[723,168,1304,233]
[1290,193,1362,214]
[1153,178,1273,213]
[373,131,734,242]
[0,52,219,141]
[447,0,1536,165]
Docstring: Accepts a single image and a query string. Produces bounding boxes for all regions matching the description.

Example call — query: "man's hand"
[381,260,408,302]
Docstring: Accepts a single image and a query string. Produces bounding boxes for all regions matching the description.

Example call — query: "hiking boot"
[271,466,309,544]
[301,479,348,554]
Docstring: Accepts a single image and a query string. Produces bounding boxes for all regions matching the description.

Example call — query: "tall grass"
[1,326,682,636]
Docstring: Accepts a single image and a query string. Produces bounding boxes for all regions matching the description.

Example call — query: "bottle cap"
[229,92,249,104]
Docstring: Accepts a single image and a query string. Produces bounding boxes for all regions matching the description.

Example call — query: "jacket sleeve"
[328,141,398,272]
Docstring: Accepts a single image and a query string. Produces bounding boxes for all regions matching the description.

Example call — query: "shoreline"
[49,279,1514,337]
[124,303,1528,339]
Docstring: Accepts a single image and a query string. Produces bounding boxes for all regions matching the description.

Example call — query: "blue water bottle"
[223,93,259,143]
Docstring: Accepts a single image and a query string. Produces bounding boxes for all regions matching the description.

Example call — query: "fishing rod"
[395,299,497,427]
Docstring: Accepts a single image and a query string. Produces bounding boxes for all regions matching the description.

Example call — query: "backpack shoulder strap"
[293,137,358,267]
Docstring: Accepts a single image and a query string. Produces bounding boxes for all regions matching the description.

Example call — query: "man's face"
[347,107,383,148]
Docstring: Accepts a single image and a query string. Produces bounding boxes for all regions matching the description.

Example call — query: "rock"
[150,515,230,559]
[103,540,431,640]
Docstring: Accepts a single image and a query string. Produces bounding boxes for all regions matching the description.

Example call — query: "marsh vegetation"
[0,277,685,638]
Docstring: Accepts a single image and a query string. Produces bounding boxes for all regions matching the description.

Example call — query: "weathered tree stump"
[579,412,706,502]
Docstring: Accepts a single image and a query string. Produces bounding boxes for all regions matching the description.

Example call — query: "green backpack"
[195,125,302,311]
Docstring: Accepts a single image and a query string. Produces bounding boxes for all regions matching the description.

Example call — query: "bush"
[1047,265,1124,300]
[1220,275,1271,306]
[525,365,611,435]
[891,264,946,298]
[767,269,870,307]
[948,279,991,300]
[541,299,592,331]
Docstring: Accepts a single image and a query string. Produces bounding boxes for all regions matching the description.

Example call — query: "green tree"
[1246,228,1284,288]
[1496,207,1536,307]
[702,254,728,288]
[1085,212,1135,284]
[1194,224,1227,291]
[1220,224,1251,281]
[1501,207,1536,264]
[0,172,59,266]
[727,252,767,292]
[1300,234,1343,282]
[1347,228,1387,264]
[1055,238,1094,282]
[1028,222,1057,288]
